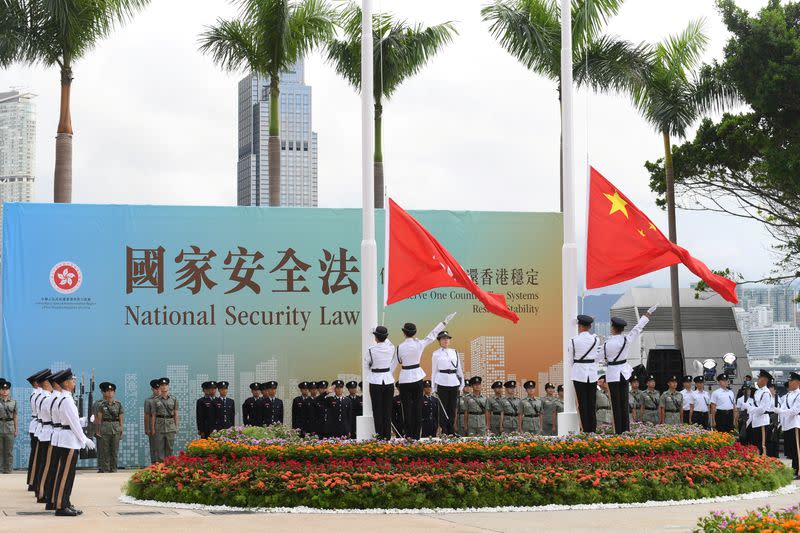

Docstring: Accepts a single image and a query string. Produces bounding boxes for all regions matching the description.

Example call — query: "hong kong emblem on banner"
[50,262,83,294]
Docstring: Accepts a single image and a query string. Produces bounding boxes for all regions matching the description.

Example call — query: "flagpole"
[357,0,377,441]
[557,0,580,436]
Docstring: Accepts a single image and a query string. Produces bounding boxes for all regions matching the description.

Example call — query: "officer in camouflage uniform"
[488,381,506,435]
[151,378,178,462]
[641,375,661,425]
[0,379,17,473]
[659,375,683,425]
[540,383,559,436]
[95,382,124,473]
[456,382,471,436]
[465,377,489,436]
[520,380,542,434]
[628,377,644,423]
[596,376,613,428]
[503,381,521,433]
[554,385,565,434]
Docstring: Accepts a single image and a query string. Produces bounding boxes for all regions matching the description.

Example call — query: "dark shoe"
[45,503,55,511]
[55,508,78,517]
[37,497,47,503]
[28,485,35,492]
[67,506,83,515]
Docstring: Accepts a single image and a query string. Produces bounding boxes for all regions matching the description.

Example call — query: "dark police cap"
[758,369,773,381]
[201,381,216,389]
[250,382,261,390]
[265,381,278,389]
[598,374,606,381]
[646,375,656,382]
[150,379,161,389]
[667,375,678,383]
[491,380,503,390]
[577,314,594,326]
[36,369,53,383]
[402,322,417,336]
[437,330,452,340]
[54,369,74,384]
[346,381,358,389]
[524,380,536,389]
[317,380,329,389]
[544,382,555,390]
[0,379,9,389]
[217,381,229,389]
[372,325,388,336]
[610,317,627,328]
[557,385,564,392]
[159,377,170,385]
[693,376,704,383]
[469,376,482,385]
[789,372,800,382]
[298,382,308,389]
[358,381,362,389]
[423,379,432,387]
[716,374,729,382]
[629,376,639,382]
[332,380,344,388]
[682,375,692,383]
[258,382,269,391]
[47,372,59,385]
[99,382,116,392]
[28,369,51,384]
[504,380,517,388]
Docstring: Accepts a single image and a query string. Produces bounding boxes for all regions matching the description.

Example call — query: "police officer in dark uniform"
[242,382,260,426]
[215,381,235,430]
[314,380,329,437]
[196,381,217,438]
[324,380,353,438]
[421,380,442,438]
[260,381,283,426]
[346,381,362,439]
[392,382,405,438]
[291,382,312,436]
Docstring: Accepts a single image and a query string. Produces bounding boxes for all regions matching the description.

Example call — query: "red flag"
[386,198,519,323]
[586,167,738,303]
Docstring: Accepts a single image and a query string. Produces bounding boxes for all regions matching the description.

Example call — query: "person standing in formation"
[465,377,489,436]
[555,385,565,434]
[456,382,471,436]
[748,370,775,456]
[602,305,657,434]
[503,381,520,434]
[420,380,442,438]
[681,376,694,424]
[347,381,362,439]
[431,330,464,436]
[0,380,17,474]
[778,372,800,480]
[596,376,612,428]
[215,381,235,430]
[736,385,754,444]
[391,383,405,438]
[324,381,353,438]
[291,382,311,436]
[26,369,48,491]
[710,374,735,433]
[32,372,55,503]
[314,380,329,437]
[364,325,395,440]
[659,376,682,425]
[242,382,261,426]
[144,378,160,464]
[196,382,217,439]
[94,382,124,473]
[628,377,643,423]
[540,383,558,436]
[641,376,661,425]
[488,381,505,435]
[263,381,283,426]
[568,315,600,433]
[396,313,456,440]
[519,381,542,434]
[691,377,711,429]
[43,371,68,511]
[152,378,178,462]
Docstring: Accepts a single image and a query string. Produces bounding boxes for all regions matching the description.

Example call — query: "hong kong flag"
[586,167,738,303]
[385,198,520,323]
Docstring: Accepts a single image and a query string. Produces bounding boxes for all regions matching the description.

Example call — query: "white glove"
[444,312,457,325]
[89,415,95,423]
[84,438,96,451]
[647,304,659,314]
[79,416,88,428]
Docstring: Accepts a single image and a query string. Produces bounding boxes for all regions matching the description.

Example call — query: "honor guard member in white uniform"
[602,305,657,434]
[0,380,18,474]
[777,372,800,479]
[710,374,736,432]
[431,330,464,435]
[681,376,694,423]
[52,369,96,516]
[32,373,55,502]
[26,369,48,491]
[691,376,711,429]
[569,315,601,433]
[396,313,455,440]
[659,376,683,425]
[747,369,775,455]
[641,376,661,425]
[43,372,69,510]
[364,325,396,440]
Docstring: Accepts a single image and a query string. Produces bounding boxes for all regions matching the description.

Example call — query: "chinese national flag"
[586,167,738,303]
[386,198,520,323]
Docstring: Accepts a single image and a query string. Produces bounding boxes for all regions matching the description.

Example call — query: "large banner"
[2,204,562,466]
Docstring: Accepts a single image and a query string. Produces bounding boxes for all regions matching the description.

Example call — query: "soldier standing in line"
[465,377,489,437]
[144,378,160,464]
[242,382,260,426]
[94,382,124,473]
[292,382,310,436]
[421,380,442,438]
[710,374,736,433]
[503,381,521,434]
[0,380,18,474]
[540,383,558,436]
[568,315,601,433]
[628,377,643,423]
[26,369,49,492]
[681,376,694,424]
[554,385,565,434]
[659,376,683,425]
[748,369,776,455]
[641,375,661,425]
[32,373,55,502]
[456,382,471,436]
[255,383,270,426]
[196,381,217,439]
[488,381,505,435]
[263,381,283,426]
[152,378,178,462]
[391,383,405,438]
[777,372,800,480]
[216,381,235,430]
[595,376,613,428]
[519,381,542,434]
[691,376,711,429]
[324,381,353,438]
[346,381,362,439]
[314,380,329,437]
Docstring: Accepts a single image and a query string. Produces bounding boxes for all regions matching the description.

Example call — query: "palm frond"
[574,35,651,93]
[198,18,260,74]
[286,0,337,68]
[572,0,623,43]
[657,18,708,80]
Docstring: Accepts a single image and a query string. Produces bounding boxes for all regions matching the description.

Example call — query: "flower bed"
[125,425,792,510]
[696,504,800,532]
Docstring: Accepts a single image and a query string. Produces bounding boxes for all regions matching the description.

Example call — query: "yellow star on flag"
[638,229,646,237]
[649,223,656,231]
[604,190,629,219]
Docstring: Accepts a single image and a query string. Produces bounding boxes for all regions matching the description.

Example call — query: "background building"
[0,89,36,251]
[469,336,506,386]
[736,285,798,327]
[237,60,318,207]
[747,324,800,361]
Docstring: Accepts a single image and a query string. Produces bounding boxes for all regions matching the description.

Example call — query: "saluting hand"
[444,312,457,325]
[646,304,659,316]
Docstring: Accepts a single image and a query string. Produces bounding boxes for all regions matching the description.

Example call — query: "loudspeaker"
[645,348,684,393]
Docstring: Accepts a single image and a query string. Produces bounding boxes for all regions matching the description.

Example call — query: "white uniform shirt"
[36,392,55,442]
[710,388,735,410]
[50,390,68,448]
[431,347,465,390]
[748,385,773,428]
[681,387,694,410]
[28,387,41,434]
[691,389,711,413]
[736,395,753,413]
[397,321,446,384]
[56,392,90,450]
[568,331,600,383]
[364,340,397,385]
[780,389,800,431]
[602,315,649,382]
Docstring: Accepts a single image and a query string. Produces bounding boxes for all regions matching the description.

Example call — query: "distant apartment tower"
[737,285,798,327]
[237,60,318,206]
[0,90,36,244]
[747,324,800,360]
[469,336,506,385]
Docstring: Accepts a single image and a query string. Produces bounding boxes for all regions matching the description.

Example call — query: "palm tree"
[481,0,649,209]
[200,0,336,207]
[327,3,457,208]
[0,0,150,203]
[627,20,735,352]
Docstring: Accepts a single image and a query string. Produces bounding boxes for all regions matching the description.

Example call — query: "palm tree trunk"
[268,77,281,207]
[374,102,384,208]
[662,130,684,354]
[54,66,74,203]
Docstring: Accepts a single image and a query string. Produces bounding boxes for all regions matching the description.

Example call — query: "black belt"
[645,407,657,411]
[598,407,611,410]
[62,425,71,430]
[402,364,420,370]
[492,411,502,415]
[573,360,595,364]
[41,421,52,425]
[440,369,457,374]
[469,411,484,415]
[156,415,172,418]
[716,409,733,413]
[52,423,62,428]
[524,414,539,418]
[607,360,627,366]
[103,418,120,422]
[0,418,12,421]
[665,409,679,413]
[371,368,390,373]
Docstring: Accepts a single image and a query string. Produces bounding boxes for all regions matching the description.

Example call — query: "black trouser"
[53,448,78,510]
[607,378,629,434]
[682,410,691,424]
[784,428,799,476]
[692,411,709,429]
[44,445,64,506]
[398,380,424,440]
[751,424,772,456]
[573,380,597,433]
[369,383,394,440]
[33,440,49,498]
[437,385,459,435]
[27,434,38,489]
[714,409,734,432]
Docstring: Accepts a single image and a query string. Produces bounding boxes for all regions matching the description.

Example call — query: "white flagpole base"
[356,415,375,441]
[557,412,581,436]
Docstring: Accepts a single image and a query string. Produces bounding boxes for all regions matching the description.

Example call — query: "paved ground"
[0,470,798,532]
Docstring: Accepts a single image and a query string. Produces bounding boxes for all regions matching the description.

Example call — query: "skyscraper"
[469,336,506,385]
[237,60,318,207]
[737,285,798,327]
[0,90,36,250]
